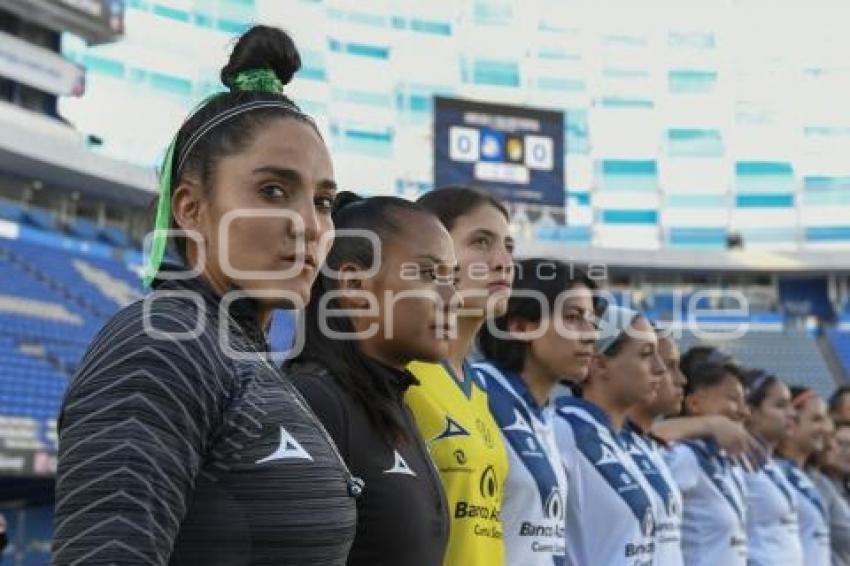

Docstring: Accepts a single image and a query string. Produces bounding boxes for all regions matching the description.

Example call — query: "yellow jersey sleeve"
[406,361,509,566]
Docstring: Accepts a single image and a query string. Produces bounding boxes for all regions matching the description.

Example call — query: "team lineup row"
[48,25,850,566]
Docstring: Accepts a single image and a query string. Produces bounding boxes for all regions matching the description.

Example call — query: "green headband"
[142,68,285,288]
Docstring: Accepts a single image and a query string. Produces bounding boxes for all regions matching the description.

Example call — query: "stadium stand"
[826,328,850,383]
[0,222,299,459]
[679,330,839,399]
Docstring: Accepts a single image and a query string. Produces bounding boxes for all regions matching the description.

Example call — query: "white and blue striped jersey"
[665,440,748,566]
[745,458,804,566]
[621,423,684,566]
[474,362,568,566]
[776,458,830,566]
[554,397,658,566]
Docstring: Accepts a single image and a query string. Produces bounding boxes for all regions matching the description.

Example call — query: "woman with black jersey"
[53,26,358,565]
[289,192,457,566]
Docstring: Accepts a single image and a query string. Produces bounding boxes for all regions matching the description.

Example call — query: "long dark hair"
[290,192,433,446]
[478,258,598,372]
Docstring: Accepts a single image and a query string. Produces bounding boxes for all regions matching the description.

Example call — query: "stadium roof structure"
[525,241,850,274]
[3,0,123,45]
[0,101,155,207]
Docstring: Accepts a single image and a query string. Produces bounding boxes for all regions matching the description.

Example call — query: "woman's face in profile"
[359,212,460,365]
[604,317,664,406]
[448,204,514,319]
[748,382,795,444]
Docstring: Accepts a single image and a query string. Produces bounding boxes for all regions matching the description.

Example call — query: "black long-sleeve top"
[52,271,357,565]
[289,358,449,566]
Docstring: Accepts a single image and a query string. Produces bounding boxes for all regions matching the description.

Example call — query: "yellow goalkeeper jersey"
[405,360,509,566]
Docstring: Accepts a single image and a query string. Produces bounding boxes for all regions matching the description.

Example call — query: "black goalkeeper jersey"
[52,273,358,565]
[290,359,449,566]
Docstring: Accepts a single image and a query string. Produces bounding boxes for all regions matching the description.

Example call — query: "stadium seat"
[68,217,102,240]
[23,208,56,231]
[100,225,131,247]
[0,200,24,222]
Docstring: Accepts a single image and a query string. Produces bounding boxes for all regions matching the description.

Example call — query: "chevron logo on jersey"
[384,450,417,476]
[596,443,621,467]
[432,416,471,442]
[504,408,536,435]
[256,426,313,464]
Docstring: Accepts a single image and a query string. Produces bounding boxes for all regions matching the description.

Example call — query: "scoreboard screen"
[433,96,565,208]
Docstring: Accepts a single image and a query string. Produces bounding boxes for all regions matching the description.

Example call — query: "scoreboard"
[433,96,565,208]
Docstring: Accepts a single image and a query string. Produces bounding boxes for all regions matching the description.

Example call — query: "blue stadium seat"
[23,208,56,231]
[69,217,102,240]
[0,201,24,222]
[101,225,131,247]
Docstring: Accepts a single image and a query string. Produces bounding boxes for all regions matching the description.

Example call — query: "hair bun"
[332,191,364,216]
[221,25,301,91]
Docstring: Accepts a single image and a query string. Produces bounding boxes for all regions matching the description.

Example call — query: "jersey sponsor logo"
[480,464,500,499]
[519,490,566,540]
[473,522,504,539]
[544,487,564,520]
[256,426,313,464]
[384,450,417,476]
[532,540,567,556]
[455,501,501,522]
[432,416,471,442]
[520,521,565,538]
[625,541,655,558]
[666,495,679,518]
[476,418,496,449]
[454,464,503,522]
